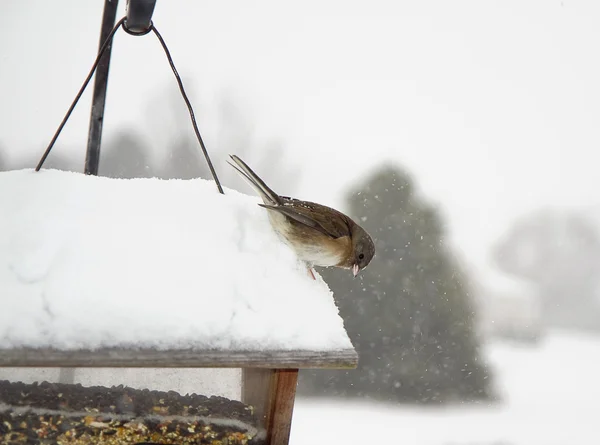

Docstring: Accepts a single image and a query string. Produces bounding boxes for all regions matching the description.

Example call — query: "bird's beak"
[352,264,360,278]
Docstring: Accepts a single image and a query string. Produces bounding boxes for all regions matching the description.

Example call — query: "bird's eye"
[358,253,365,260]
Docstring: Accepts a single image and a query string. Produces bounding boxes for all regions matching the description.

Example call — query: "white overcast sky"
[1,0,599,271]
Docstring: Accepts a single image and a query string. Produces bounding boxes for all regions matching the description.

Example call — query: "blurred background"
[2,0,600,443]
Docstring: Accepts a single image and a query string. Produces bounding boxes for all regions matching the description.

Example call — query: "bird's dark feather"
[261,198,353,239]
[258,203,334,238]
[227,155,281,205]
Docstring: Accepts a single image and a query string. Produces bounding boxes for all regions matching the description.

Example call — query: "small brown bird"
[228,154,375,279]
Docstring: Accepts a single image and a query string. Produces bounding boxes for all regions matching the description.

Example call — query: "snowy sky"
[1,0,600,269]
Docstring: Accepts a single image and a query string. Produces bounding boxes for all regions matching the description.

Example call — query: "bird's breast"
[292,238,348,267]
[266,210,350,267]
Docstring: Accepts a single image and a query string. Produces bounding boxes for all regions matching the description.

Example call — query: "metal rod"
[84,0,120,176]
[36,18,126,172]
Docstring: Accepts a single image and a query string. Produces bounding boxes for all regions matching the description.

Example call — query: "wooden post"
[242,368,299,445]
[267,369,299,445]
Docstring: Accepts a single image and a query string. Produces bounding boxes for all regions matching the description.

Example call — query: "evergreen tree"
[99,131,154,179]
[41,151,78,172]
[298,165,492,404]
[0,147,5,171]
[159,137,206,180]
[155,92,302,194]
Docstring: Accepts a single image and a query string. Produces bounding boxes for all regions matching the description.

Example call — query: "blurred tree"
[493,210,600,331]
[6,147,76,173]
[99,130,155,179]
[0,146,6,171]
[155,90,301,194]
[298,165,492,404]
[41,151,78,172]
[159,137,206,180]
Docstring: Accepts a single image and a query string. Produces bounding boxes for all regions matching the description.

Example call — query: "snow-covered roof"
[0,169,354,366]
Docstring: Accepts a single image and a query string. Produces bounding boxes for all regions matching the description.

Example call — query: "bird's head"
[351,225,375,277]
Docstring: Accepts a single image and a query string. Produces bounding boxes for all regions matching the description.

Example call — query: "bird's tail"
[227,155,281,205]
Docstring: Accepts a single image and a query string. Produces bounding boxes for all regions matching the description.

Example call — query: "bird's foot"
[308,267,316,280]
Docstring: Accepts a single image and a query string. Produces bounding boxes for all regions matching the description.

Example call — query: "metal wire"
[151,24,224,194]
[35,17,224,195]
[35,18,126,172]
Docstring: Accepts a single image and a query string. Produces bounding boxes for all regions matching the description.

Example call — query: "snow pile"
[0,169,353,352]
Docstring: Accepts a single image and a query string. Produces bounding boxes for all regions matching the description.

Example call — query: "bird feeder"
[0,1,357,444]
[0,109,357,445]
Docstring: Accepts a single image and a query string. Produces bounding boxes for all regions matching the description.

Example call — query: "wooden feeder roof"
[0,170,357,369]
[0,347,357,368]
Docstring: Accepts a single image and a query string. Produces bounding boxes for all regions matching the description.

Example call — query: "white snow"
[0,168,353,352]
[291,330,600,445]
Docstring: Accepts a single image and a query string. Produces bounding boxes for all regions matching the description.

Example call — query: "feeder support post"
[84,0,120,176]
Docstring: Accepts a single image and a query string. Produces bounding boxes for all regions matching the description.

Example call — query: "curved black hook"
[35,16,224,195]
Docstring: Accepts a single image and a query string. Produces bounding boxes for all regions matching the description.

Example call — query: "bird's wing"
[259,200,352,239]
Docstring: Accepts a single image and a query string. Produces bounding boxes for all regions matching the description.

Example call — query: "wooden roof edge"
[0,347,358,369]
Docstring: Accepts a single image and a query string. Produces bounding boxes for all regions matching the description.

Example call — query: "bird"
[227,154,375,279]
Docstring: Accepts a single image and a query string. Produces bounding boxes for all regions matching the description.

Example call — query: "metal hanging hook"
[36,0,224,195]
[124,0,156,35]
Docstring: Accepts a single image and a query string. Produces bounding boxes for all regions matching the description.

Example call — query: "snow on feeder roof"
[0,169,356,368]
